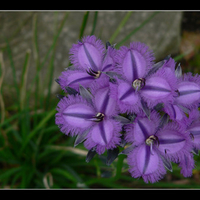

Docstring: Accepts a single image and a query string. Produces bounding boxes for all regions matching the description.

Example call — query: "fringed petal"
[109,79,141,114]
[140,67,177,108]
[176,73,200,109]
[58,68,95,92]
[89,77,119,116]
[69,35,105,71]
[127,144,166,183]
[162,57,176,73]
[163,103,186,122]
[156,122,192,163]
[102,46,118,72]
[187,116,200,150]
[179,153,195,177]
[55,95,96,136]
[84,119,122,155]
[116,42,154,82]
[124,111,160,145]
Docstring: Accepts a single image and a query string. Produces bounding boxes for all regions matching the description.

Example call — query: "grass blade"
[109,11,133,44]
[0,167,21,181]
[20,108,56,153]
[26,13,69,105]
[90,11,98,36]
[0,51,5,123]
[79,11,89,39]
[45,12,59,110]
[5,39,20,99]
[174,48,193,62]
[41,13,69,69]
[116,11,159,48]
[114,154,125,181]
[20,49,31,111]
[50,168,77,184]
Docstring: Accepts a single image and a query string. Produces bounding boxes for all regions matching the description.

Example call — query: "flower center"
[132,78,145,91]
[86,68,101,79]
[94,112,105,122]
[145,135,158,146]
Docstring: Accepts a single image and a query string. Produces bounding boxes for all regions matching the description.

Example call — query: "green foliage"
[0,11,200,189]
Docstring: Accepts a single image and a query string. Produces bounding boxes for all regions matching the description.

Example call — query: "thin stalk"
[20,49,31,111]
[90,11,98,36]
[5,39,20,100]
[79,11,89,39]
[109,11,133,44]
[0,52,5,123]
[114,154,126,181]
[116,12,159,49]
[32,14,41,126]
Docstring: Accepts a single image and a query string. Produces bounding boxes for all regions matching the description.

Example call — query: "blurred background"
[1,10,200,189]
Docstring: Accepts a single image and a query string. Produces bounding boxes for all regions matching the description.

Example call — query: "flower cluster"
[55,35,200,183]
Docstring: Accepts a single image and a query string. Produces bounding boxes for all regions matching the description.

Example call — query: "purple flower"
[125,111,192,183]
[57,35,117,93]
[163,64,200,121]
[55,34,200,183]
[55,79,122,155]
[176,109,200,177]
[110,43,177,114]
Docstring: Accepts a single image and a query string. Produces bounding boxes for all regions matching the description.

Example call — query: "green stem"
[114,154,126,181]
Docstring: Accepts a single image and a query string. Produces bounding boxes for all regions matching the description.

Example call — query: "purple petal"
[58,69,95,92]
[90,120,114,146]
[90,79,118,116]
[176,81,200,108]
[116,80,141,113]
[125,111,160,144]
[163,104,186,121]
[156,122,192,162]
[55,95,96,136]
[117,42,154,82]
[175,72,200,108]
[187,121,200,149]
[102,46,117,72]
[179,153,195,177]
[142,77,171,97]
[84,119,122,155]
[140,67,177,108]
[127,144,166,183]
[69,35,105,71]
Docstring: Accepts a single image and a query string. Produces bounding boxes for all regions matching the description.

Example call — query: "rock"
[0,11,183,105]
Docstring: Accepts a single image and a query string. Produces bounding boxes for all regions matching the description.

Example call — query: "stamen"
[145,135,159,146]
[132,78,145,91]
[94,112,105,122]
[86,68,101,78]
[88,112,105,122]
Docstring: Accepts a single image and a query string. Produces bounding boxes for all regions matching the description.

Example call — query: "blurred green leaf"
[20,109,56,152]
[79,11,89,39]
